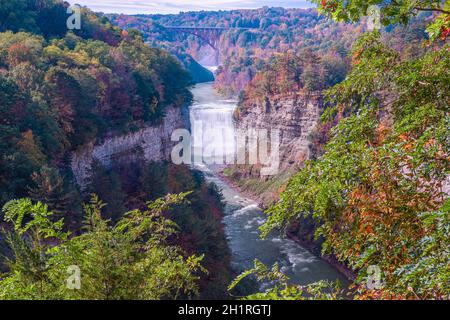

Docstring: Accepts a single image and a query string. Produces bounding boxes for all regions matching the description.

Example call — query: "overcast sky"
[69,0,314,14]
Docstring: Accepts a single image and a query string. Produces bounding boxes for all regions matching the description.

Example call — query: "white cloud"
[69,0,314,14]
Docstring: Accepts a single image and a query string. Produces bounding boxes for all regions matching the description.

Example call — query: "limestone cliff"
[71,106,187,188]
[236,93,322,171]
[224,93,322,205]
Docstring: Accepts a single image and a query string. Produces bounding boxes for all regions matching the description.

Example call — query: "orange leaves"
[17,130,46,166]
[399,133,409,142]
[356,287,408,300]
[375,122,391,144]
[278,184,287,195]
[424,138,436,149]
[362,224,374,235]
[121,30,129,38]
[7,43,32,67]
[334,137,447,290]
[352,48,363,66]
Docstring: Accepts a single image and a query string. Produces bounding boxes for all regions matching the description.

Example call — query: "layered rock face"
[71,106,186,188]
[237,93,322,172]
[190,45,220,67]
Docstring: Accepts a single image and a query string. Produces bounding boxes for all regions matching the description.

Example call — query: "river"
[189,81,349,287]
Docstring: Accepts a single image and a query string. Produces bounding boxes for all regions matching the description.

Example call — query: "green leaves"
[426,8,450,41]
[313,1,450,43]
[313,0,449,28]
[0,195,204,300]
[115,192,191,243]
[229,260,288,293]
[2,198,68,240]
[394,201,450,299]
[229,259,343,300]
[262,26,449,299]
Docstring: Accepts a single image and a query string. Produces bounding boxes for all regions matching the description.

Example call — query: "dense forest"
[114,1,449,300]
[0,0,232,300]
[234,1,450,300]
[0,0,193,206]
[236,15,432,104]
[111,7,433,96]
[0,0,448,301]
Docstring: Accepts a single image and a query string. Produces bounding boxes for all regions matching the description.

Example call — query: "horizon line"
[69,1,316,15]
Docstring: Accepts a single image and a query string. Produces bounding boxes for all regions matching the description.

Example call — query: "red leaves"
[440,26,450,41]
[321,0,338,12]
[440,15,450,40]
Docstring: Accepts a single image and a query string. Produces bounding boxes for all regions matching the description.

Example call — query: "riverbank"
[218,169,356,283]
[218,171,268,209]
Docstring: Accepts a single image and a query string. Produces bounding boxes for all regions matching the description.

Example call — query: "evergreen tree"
[85,161,127,222]
[28,166,79,219]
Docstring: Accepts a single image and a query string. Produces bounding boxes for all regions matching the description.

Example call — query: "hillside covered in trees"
[0,0,232,299]
[110,7,433,97]
[0,0,448,302]
[110,8,359,95]
[0,0,194,207]
[232,0,450,300]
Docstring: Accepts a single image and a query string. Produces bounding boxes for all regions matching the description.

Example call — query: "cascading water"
[190,84,236,165]
[189,79,348,287]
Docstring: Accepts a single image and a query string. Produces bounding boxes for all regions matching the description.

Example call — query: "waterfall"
[190,82,237,165]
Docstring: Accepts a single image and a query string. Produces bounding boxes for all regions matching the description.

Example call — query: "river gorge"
[189,81,349,287]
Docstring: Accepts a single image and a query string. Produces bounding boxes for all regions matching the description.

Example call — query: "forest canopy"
[258,0,450,300]
[0,0,193,208]
[0,194,204,300]
[0,0,448,302]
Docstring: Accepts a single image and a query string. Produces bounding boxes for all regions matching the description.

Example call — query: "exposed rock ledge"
[236,93,322,171]
[71,106,186,188]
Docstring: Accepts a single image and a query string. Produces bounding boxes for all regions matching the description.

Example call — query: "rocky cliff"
[237,93,322,172]
[71,106,187,188]
[224,93,322,205]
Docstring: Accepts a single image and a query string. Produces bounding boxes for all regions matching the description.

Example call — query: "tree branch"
[413,7,450,15]
[390,0,450,15]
